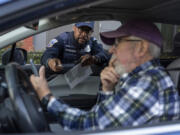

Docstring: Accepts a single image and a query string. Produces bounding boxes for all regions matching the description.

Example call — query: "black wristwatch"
[41,93,53,109]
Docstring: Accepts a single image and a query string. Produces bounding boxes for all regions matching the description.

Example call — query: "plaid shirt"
[47,59,180,131]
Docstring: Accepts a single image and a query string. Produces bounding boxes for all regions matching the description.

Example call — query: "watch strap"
[41,93,53,109]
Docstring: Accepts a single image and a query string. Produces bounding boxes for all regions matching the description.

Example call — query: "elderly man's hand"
[30,66,51,100]
[80,54,97,66]
[100,66,119,92]
[48,58,63,72]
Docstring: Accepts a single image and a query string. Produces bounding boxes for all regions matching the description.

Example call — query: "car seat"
[167,58,180,92]
[1,48,27,65]
[166,32,180,95]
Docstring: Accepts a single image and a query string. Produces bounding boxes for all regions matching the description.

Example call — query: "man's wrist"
[99,90,114,95]
[92,56,99,64]
[46,58,52,69]
[41,93,54,109]
[102,86,114,92]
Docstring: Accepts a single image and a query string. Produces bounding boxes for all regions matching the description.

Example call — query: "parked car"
[0,0,180,134]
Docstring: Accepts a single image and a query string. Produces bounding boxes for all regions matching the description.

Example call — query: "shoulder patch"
[47,39,58,47]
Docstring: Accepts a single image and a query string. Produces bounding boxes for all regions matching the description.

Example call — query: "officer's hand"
[100,66,119,92]
[80,54,97,66]
[48,58,63,72]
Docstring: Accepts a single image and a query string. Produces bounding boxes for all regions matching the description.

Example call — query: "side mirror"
[2,48,27,65]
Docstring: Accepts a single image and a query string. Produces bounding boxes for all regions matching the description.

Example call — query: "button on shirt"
[47,59,180,131]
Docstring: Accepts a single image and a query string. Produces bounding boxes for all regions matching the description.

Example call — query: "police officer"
[41,21,108,72]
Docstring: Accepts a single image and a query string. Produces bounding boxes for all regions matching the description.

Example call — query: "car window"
[0,22,178,65]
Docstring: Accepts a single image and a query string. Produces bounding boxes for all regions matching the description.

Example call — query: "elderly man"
[30,20,180,131]
[41,22,108,72]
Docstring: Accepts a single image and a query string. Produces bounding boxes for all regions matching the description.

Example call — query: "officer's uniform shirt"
[41,32,108,67]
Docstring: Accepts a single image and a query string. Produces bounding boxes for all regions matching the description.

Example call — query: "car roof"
[1,0,180,49]
[63,0,180,25]
[1,0,180,33]
[0,0,105,35]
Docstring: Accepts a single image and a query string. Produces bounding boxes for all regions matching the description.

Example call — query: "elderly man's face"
[109,37,142,75]
[73,26,93,45]
[109,54,127,76]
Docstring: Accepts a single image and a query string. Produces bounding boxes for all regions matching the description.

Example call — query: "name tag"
[65,48,76,53]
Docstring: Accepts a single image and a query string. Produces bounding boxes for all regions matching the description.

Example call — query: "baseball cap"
[100,20,163,48]
[75,21,94,30]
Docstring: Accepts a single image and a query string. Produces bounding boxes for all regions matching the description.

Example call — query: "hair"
[126,36,161,58]
[115,36,161,58]
[148,42,161,58]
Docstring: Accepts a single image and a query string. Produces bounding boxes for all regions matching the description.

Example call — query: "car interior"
[1,0,180,134]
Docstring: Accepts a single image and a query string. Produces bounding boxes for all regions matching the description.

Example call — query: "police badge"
[47,39,58,47]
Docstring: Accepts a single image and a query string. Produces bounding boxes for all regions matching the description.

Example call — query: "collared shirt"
[41,32,109,66]
[47,59,180,131]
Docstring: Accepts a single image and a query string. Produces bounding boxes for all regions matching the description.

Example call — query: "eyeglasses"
[114,38,142,47]
[78,27,93,35]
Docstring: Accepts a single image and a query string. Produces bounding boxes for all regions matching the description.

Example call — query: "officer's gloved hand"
[47,58,63,72]
[80,54,98,66]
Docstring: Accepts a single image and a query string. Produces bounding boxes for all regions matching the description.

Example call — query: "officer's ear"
[73,25,78,32]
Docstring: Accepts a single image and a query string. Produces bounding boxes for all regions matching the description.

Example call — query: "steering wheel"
[5,63,49,133]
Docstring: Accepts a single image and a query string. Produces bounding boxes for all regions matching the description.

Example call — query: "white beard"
[110,54,127,76]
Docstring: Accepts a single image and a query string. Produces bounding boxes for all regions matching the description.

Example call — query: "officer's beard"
[76,36,88,49]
